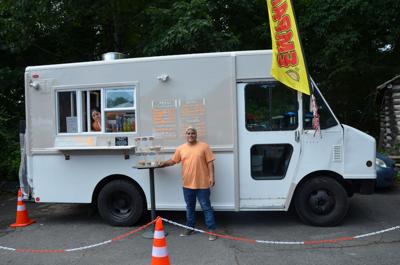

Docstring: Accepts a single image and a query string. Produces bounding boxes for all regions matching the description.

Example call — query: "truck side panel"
[29,153,235,209]
[26,54,238,151]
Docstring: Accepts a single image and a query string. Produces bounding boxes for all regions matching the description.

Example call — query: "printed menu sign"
[152,100,178,139]
[179,98,206,138]
[115,136,128,146]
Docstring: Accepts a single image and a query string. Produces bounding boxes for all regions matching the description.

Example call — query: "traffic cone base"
[10,219,36,228]
[9,189,35,228]
[151,217,170,265]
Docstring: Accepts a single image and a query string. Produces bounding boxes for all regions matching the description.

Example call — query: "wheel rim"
[109,191,133,219]
[308,189,335,215]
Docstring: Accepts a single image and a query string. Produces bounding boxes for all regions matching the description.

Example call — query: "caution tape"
[161,218,257,244]
[0,218,156,253]
[161,218,400,245]
[0,217,399,253]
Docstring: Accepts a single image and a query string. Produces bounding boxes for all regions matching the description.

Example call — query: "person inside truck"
[160,126,217,241]
[91,109,101,131]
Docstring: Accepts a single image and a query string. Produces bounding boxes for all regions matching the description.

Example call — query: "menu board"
[115,136,129,146]
[152,98,207,140]
[152,100,178,139]
[66,116,78,133]
[179,98,206,138]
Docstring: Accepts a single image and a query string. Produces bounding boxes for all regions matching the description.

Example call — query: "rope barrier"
[161,218,400,245]
[0,218,156,253]
[0,217,399,253]
[161,218,257,244]
[353,226,400,239]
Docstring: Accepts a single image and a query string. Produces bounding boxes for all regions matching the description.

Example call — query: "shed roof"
[377,75,400,90]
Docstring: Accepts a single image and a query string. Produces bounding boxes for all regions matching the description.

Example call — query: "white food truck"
[22,50,376,226]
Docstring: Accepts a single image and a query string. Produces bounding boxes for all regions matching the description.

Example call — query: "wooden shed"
[377,75,400,154]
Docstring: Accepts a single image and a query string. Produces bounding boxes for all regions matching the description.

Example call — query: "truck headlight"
[376,158,388,168]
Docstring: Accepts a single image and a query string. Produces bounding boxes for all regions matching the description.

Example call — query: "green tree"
[0,68,23,180]
[0,0,152,181]
[1,0,400,181]
[140,0,268,55]
[296,0,400,135]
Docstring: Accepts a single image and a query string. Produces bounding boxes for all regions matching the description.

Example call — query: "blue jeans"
[183,187,216,231]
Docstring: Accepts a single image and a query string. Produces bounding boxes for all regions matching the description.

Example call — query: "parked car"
[376,153,397,189]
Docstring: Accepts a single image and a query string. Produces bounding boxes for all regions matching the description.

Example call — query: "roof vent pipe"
[102,52,125,61]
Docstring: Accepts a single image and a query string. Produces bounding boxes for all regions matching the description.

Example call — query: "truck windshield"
[302,89,338,130]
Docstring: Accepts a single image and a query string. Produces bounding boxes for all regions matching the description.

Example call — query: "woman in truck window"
[91,109,101,131]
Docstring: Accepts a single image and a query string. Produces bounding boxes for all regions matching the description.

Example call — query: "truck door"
[237,81,301,209]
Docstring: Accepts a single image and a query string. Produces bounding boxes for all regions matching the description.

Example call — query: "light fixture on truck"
[29,81,40,90]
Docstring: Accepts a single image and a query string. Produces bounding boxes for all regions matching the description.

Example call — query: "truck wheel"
[295,177,349,226]
[97,180,144,226]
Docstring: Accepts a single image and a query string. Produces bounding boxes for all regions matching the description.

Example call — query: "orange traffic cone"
[10,188,35,228]
[151,217,170,265]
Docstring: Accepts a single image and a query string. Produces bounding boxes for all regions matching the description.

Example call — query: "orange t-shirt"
[172,142,215,189]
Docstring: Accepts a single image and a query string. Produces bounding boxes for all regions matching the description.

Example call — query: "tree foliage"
[296,0,400,132]
[140,0,268,55]
[0,0,399,180]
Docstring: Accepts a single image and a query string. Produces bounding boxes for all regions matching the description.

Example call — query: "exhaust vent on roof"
[102,52,125,61]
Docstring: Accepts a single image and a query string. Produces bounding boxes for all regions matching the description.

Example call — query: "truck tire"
[294,177,349,226]
[97,179,144,226]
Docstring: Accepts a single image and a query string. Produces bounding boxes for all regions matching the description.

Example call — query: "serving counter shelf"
[52,145,136,160]
[55,145,136,151]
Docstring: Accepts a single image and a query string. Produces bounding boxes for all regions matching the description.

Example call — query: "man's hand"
[209,178,215,187]
[208,161,215,187]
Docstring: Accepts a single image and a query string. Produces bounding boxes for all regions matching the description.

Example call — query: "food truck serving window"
[58,91,77,133]
[104,88,136,133]
[56,86,136,134]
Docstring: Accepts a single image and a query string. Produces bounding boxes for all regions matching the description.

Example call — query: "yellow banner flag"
[266,0,310,95]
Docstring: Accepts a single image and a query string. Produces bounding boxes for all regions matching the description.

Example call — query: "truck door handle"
[295,130,300,142]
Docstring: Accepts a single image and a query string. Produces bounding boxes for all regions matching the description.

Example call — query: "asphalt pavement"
[0,184,399,265]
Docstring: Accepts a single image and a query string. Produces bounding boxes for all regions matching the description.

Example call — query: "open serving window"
[56,86,136,135]
[54,85,137,152]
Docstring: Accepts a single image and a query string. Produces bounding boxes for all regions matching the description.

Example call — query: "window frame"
[244,81,299,132]
[250,144,293,180]
[103,87,137,133]
[104,87,135,111]
[56,90,78,134]
[55,83,138,135]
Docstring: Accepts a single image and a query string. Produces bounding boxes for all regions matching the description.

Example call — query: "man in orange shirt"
[161,127,217,241]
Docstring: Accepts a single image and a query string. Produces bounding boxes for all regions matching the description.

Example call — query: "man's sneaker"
[180,229,195,237]
[208,231,217,241]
